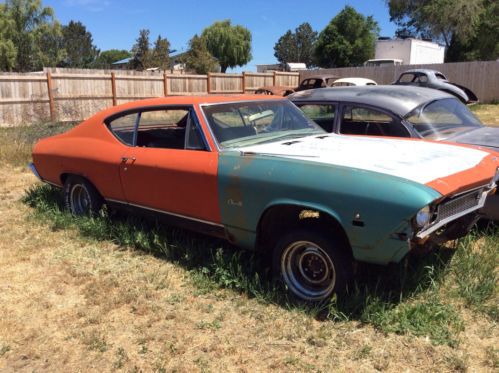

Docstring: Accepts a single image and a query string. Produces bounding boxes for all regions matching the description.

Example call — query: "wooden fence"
[300,60,499,104]
[0,69,299,126]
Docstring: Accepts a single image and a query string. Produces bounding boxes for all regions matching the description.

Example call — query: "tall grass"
[22,184,497,346]
[0,122,75,166]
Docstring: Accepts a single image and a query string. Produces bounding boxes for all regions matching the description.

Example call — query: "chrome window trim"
[105,198,224,228]
[188,107,211,151]
[104,104,212,152]
[199,98,315,151]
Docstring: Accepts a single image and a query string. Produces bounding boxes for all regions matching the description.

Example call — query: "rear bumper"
[28,162,42,181]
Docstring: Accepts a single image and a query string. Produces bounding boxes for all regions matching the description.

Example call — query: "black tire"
[63,175,103,216]
[272,228,352,302]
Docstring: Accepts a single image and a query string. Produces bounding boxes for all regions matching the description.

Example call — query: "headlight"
[415,206,431,228]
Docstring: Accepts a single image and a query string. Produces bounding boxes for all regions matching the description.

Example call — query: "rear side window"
[108,113,138,145]
[340,105,410,137]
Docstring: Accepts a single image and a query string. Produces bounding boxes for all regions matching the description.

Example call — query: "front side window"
[340,105,410,137]
[297,103,336,132]
[202,100,324,148]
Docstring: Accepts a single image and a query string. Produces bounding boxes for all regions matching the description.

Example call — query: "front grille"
[436,189,483,222]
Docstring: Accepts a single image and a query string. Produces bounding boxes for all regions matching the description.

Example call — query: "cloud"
[64,0,111,12]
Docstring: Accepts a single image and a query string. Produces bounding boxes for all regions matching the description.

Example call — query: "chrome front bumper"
[28,162,42,181]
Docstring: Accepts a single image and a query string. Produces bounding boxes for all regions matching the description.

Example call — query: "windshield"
[202,100,324,148]
[404,98,483,140]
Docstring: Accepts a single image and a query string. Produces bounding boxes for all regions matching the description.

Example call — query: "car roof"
[400,69,442,75]
[94,94,283,118]
[302,74,339,80]
[289,85,452,116]
[333,77,377,85]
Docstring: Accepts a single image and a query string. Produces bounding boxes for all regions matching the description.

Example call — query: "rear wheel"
[63,175,102,216]
[273,229,352,302]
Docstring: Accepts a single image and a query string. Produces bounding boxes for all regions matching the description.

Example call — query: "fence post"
[207,73,212,94]
[111,72,117,106]
[242,72,246,93]
[46,72,56,122]
[163,73,168,96]
[273,71,277,86]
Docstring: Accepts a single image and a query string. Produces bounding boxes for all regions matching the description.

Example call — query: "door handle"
[121,156,136,163]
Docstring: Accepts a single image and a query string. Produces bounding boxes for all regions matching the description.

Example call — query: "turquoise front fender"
[217,151,442,264]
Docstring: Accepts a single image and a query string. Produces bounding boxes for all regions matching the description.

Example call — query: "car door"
[117,106,221,225]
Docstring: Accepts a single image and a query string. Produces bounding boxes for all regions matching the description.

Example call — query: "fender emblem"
[227,199,243,207]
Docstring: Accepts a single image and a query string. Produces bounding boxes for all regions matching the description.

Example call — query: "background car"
[393,69,478,104]
[254,86,295,96]
[332,77,377,86]
[289,85,499,220]
[31,95,499,301]
[255,74,339,96]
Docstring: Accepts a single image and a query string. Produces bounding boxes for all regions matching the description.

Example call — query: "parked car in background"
[393,69,478,104]
[254,86,295,96]
[255,74,340,96]
[295,74,339,92]
[31,95,499,301]
[289,86,499,220]
[332,77,377,86]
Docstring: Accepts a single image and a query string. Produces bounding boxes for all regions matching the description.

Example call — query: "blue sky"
[43,0,397,71]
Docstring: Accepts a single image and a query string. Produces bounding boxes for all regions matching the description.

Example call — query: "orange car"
[31,95,499,302]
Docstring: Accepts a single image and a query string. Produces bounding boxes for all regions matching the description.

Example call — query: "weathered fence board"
[1,62,497,126]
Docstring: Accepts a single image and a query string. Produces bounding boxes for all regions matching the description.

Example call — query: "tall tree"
[201,20,252,73]
[1,0,64,71]
[183,34,218,74]
[274,23,317,67]
[387,0,497,61]
[314,6,379,68]
[92,49,131,69]
[130,29,151,70]
[150,35,170,70]
[61,20,99,68]
[0,3,17,71]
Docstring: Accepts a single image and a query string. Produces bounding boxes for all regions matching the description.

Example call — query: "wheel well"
[256,204,352,256]
[60,173,70,185]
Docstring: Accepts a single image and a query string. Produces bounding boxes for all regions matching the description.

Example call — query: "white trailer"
[372,38,445,65]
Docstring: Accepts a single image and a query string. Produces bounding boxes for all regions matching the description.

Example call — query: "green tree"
[92,49,131,69]
[183,34,218,74]
[387,0,497,61]
[61,20,99,68]
[0,4,17,71]
[274,23,317,67]
[130,29,151,70]
[150,35,170,70]
[1,0,64,71]
[201,20,252,73]
[314,6,379,68]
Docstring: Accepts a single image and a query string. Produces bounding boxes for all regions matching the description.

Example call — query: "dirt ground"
[0,165,497,372]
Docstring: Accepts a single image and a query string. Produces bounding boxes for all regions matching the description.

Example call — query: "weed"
[484,346,499,369]
[354,344,372,360]
[113,347,129,369]
[82,331,109,352]
[451,231,498,319]
[0,345,11,357]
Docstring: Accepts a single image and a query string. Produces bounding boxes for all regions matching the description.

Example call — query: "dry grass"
[471,104,499,126]
[0,107,498,371]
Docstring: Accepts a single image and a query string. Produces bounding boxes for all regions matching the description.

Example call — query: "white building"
[373,38,445,65]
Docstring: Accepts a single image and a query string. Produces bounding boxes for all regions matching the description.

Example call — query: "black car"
[289,85,499,220]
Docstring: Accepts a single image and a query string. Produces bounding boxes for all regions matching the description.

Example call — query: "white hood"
[238,134,489,185]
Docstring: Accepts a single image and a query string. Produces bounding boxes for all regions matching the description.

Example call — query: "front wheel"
[63,175,103,216]
[273,229,352,302]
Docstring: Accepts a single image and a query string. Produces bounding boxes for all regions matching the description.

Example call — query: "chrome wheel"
[281,240,336,301]
[69,184,91,215]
